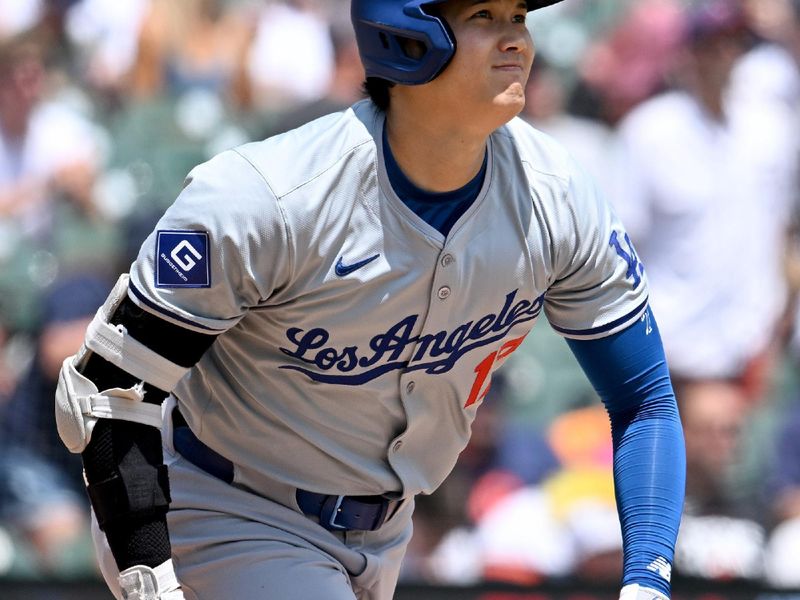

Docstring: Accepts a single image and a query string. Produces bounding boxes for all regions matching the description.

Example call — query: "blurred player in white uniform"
[613,0,798,395]
[55,1,685,599]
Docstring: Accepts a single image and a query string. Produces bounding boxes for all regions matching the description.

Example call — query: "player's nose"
[498,24,532,56]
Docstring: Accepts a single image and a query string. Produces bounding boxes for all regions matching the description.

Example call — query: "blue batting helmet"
[351,0,565,85]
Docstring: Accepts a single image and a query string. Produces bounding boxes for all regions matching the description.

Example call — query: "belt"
[171,408,392,532]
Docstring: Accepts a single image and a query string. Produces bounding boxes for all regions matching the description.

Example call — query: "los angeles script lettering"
[278,289,543,385]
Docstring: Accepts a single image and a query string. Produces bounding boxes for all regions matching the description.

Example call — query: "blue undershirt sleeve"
[565,306,685,596]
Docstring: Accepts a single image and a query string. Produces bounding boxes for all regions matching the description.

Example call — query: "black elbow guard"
[69,276,218,569]
[83,419,170,529]
[82,419,173,569]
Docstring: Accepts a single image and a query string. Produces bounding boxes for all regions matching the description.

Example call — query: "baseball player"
[55,1,685,599]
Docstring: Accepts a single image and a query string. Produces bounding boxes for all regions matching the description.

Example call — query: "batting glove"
[620,584,669,600]
[118,559,185,600]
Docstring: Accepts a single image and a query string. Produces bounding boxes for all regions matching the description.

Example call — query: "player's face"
[431,0,535,126]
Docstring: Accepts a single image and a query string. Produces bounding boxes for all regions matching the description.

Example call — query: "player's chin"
[492,86,527,117]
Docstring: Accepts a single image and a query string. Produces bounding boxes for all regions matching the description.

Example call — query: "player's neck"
[384,108,489,194]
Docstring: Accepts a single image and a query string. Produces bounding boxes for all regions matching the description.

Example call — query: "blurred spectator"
[569,0,684,124]
[679,382,751,517]
[265,21,364,137]
[246,0,335,112]
[735,1,800,359]
[64,0,151,98]
[674,381,767,580]
[0,29,112,331]
[731,0,800,131]
[0,273,109,576]
[612,0,798,400]
[0,30,101,239]
[0,446,89,575]
[3,273,109,473]
[130,0,251,106]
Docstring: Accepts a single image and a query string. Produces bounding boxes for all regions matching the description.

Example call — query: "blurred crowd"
[0,0,799,590]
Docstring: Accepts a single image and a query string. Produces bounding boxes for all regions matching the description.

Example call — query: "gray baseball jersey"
[128,99,647,501]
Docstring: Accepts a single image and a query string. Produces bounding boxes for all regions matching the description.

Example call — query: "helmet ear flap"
[351,0,456,85]
[421,6,458,70]
[394,17,455,64]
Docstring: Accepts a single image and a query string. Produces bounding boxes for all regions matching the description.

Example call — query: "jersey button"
[441,254,455,267]
[392,440,404,452]
[405,381,415,394]
[437,286,451,300]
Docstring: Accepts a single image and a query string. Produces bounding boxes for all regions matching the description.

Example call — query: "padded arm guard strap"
[56,358,162,453]
[56,273,204,454]
[83,274,190,392]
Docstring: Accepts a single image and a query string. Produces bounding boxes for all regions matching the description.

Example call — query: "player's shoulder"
[494,116,574,182]
[232,101,377,198]
[495,117,615,228]
[493,116,604,207]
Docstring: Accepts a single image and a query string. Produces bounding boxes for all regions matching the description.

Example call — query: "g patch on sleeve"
[155,230,211,288]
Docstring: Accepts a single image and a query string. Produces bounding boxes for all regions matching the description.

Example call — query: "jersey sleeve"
[128,149,292,333]
[544,158,648,340]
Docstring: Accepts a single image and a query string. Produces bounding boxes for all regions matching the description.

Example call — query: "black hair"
[363,77,394,111]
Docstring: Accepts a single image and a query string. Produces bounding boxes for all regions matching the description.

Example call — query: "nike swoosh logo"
[335,254,380,276]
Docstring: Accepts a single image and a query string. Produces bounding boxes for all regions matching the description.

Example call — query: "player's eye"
[470,9,492,19]
[512,13,527,24]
